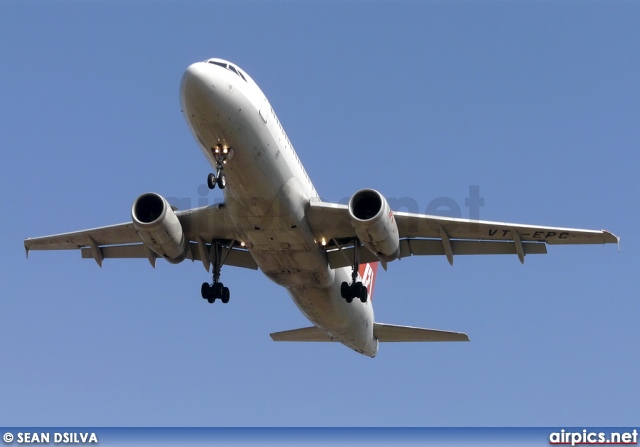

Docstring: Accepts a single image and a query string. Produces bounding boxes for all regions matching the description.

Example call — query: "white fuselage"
[180,59,378,357]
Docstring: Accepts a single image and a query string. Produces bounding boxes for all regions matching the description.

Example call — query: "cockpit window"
[207,60,248,83]
[208,60,227,69]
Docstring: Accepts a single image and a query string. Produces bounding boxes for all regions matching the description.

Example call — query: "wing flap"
[326,239,547,269]
[270,326,335,342]
[81,244,149,260]
[405,239,546,256]
[374,323,469,342]
[80,242,259,270]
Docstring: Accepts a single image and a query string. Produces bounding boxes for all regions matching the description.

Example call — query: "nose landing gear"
[206,144,233,190]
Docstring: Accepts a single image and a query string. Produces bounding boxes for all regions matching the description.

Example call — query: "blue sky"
[1,0,638,426]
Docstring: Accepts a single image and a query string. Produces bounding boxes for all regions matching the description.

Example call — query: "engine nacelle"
[131,192,187,264]
[348,189,400,262]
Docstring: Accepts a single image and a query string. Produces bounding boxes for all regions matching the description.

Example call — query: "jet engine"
[131,192,187,264]
[348,189,400,262]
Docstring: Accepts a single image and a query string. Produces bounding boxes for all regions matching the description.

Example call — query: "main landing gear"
[201,241,231,304]
[206,144,233,190]
[340,241,368,304]
[201,282,229,304]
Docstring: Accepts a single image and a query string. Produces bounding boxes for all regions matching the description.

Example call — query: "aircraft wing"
[307,200,618,267]
[24,204,257,270]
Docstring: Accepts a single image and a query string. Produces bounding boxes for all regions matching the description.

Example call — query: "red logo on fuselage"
[358,262,378,301]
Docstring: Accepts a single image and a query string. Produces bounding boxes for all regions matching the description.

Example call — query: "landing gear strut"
[206,144,233,190]
[340,240,368,303]
[201,241,231,304]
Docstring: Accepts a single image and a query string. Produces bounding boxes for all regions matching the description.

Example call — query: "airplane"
[24,58,619,357]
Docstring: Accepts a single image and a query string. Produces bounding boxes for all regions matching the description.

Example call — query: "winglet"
[602,229,620,245]
[603,230,621,252]
[618,237,621,253]
[24,244,30,259]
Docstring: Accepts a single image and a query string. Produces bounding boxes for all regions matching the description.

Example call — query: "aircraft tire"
[340,282,349,298]
[207,173,217,190]
[217,174,226,189]
[359,285,368,303]
[201,282,211,299]
[221,287,230,303]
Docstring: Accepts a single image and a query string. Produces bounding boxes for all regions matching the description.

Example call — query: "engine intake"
[348,189,400,262]
[132,192,187,264]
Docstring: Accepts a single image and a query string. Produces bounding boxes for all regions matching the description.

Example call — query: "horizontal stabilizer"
[270,326,334,342]
[374,323,469,342]
[270,324,469,343]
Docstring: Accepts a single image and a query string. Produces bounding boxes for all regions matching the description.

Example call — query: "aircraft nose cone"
[180,62,212,100]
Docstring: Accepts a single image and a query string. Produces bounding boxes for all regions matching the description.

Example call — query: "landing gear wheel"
[216,173,226,189]
[341,281,368,303]
[221,287,230,304]
[207,173,217,190]
[359,284,368,303]
[201,282,211,299]
[340,282,349,299]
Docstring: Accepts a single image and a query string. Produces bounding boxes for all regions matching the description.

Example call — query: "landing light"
[240,241,246,247]
[321,238,327,247]
[223,147,228,154]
